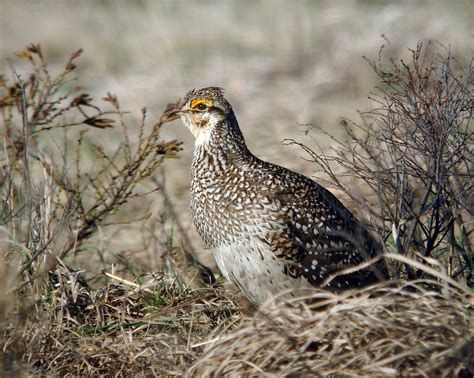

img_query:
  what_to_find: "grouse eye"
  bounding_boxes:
[195,103,207,111]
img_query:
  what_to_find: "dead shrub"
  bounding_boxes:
[0,43,183,373]
[289,41,473,284]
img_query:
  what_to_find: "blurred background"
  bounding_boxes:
[1,0,472,270]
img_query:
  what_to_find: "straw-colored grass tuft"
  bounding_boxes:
[21,270,240,376]
[188,280,473,377]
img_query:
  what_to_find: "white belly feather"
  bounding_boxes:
[214,238,313,303]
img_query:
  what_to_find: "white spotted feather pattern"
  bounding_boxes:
[173,87,388,303]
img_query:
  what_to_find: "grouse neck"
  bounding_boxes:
[194,114,253,168]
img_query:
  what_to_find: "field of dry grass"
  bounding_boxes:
[1,1,473,376]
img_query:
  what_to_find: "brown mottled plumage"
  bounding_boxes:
[165,87,387,303]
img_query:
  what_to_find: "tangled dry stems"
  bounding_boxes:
[189,279,473,377]
[22,272,239,376]
[5,264,472,376]
[290,41,473,284]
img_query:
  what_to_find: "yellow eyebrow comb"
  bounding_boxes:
[191,98,212,108]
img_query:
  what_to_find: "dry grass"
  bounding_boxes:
[189,277,473,377]
[4,267,471,376]
[18,272,239,376]
[2,257,472,376]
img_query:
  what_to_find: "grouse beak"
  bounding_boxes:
[161,99,186,123]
